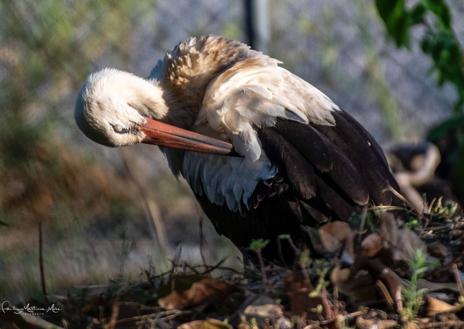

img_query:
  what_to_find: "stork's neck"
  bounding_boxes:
[155,36,257,129]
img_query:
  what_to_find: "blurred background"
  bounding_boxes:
[1,0,463,301]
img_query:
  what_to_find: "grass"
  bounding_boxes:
[401,249,435,322]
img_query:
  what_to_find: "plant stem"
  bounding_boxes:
[38,222,47,297]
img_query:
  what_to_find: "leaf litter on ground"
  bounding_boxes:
[2,202,464,328]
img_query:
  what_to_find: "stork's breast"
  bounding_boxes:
[181,152,277,213]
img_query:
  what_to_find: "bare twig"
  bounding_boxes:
[182,262,200,275]
[387,186,417,211]
[453,263,464,297]
[102,303,119,329]
[376,279,394,307]
[115,309,189,325]
[120,149,169,259]
[357,207,369,238]
[38,222,47,297]
[152,261,242,282]
[367,259,403,312]
[192,201,209,266]
[198,214,208,267]
[320,287,335,322]
[199,257,230,275]
[168,245,183,290]
[256,249,269,291]
[420,320,464,328]
[318,309,367,325]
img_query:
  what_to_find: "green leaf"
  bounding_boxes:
[427,113,464,141]
[409,4,426,25]
[375,0,411,47]
[278,234,291,240]
[420,0,451,28]
[248,239,269,252]
[376,0,464,113]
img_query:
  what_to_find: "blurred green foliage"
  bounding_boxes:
[0,0,152,225]
[0,0,156,298]
[375,0,464,113]
[354,0,403,140]
[375,0,464,200]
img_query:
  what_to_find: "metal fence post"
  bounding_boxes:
[243,0,270,52]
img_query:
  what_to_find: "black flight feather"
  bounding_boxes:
[314,110,398,204]
[258,126,359,219]
[257,128,317,200]
[274,119,370,205]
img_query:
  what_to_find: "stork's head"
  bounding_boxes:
[75,68,168,147]
[75,68,232,154]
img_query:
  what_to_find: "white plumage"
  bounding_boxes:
[182,152,277,212]
[197,57,339,161]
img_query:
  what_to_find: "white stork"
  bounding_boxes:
[75,36,399,261]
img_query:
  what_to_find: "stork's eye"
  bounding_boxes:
[111,123,138,134]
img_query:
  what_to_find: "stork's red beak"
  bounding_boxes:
[141,117,234,155]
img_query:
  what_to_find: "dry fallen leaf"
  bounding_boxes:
[319,221,353,254]
[404,321,419,329]
[361,233,382,257]
[114,301,157,319]
[243,303,283,319]
[238,316,261,329]
[284,270,334,319]
[318,221,355,266]
[426,296,456,316]
[364,259,403,311]
[427,241,449,259]
[330,266,379,303]
[284,270,315,316]
[178,319,232,329]
[356,317,397,329]
[330,265,351,285]
[242,303,291,328]
[379,213,426,262]
[159,277,236,310]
